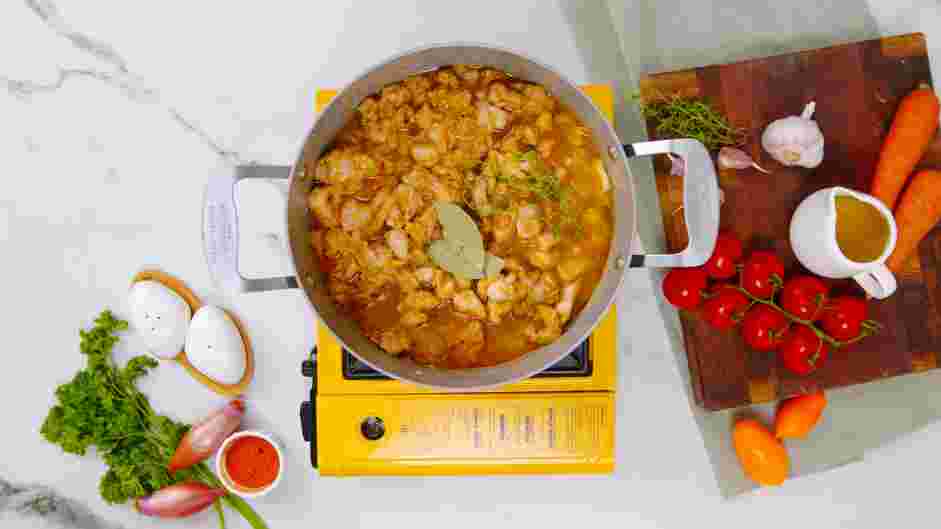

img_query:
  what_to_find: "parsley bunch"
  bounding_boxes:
[40,311,267,529]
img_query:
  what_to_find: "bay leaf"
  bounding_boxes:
[433,201,485,271]
[461,245,486,274]
[428,239,484,280]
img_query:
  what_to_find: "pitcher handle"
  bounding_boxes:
[854,265,897,299]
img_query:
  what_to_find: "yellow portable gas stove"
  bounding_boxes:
[299,86,618,476]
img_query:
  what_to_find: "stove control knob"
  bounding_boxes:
[360,416,385,441]
[301,360,315,378]
[300,401,313,442]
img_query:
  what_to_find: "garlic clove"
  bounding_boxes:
[717,147,770,173]
[185,306,246,385]
[761,101,824,169]
[129,280,191,360]
[668,153,686,176]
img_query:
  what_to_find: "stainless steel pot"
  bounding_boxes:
[203,43,719,389]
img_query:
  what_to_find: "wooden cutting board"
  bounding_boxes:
[639,33,941,411]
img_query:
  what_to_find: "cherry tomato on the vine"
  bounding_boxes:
[819,296,868,341]
[780,325,829,375]
[780,276,829,321]
[704,231,744,279]
[701,287,750,330]
[742,305,790,351]
[662,267,709,310]
[741,251,785,299]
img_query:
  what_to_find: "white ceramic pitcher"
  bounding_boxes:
[790,186,898,299]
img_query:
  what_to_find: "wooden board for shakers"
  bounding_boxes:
[639,33,941,411]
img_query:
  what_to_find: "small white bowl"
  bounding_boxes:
[216,431,283,498]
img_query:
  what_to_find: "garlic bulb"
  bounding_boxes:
[761,101,824,168]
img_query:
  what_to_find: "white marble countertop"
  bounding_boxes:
[3,1,941,528]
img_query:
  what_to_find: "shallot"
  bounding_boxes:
[168,400,244,474]
[717,147,770,173]
[135,482,225,518]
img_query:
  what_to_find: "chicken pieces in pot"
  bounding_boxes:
[306,65,613,368]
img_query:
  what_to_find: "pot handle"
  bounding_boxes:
[623,139,719,268]
[203,164,299,293]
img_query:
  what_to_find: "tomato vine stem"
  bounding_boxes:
[727,285,874,349]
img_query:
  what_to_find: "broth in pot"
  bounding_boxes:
[303,65,613,368]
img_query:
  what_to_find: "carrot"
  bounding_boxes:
[870,83,940,210]
[887,169,941,272]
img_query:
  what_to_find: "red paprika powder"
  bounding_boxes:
[224,435,280,489]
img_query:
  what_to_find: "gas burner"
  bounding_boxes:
[341,339,592,380]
